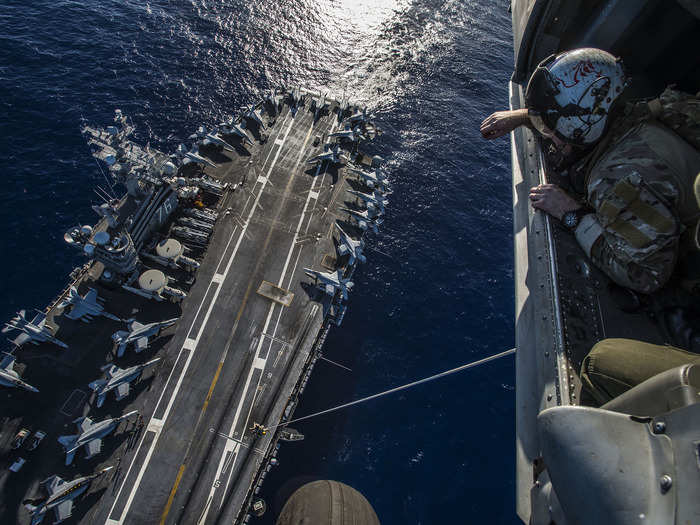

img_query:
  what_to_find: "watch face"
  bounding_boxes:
[564,212,578,228]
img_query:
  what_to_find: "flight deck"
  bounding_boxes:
[0,90,387,525]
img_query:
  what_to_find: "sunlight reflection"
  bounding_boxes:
[331,0,401,30]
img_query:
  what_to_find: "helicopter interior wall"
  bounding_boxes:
[510,0,700,408]
[519,0,700,97]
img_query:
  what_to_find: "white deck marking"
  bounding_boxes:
[104,112,296,525]
[211,274,224,284]
[183,338,197,351]
[200,119,338,522]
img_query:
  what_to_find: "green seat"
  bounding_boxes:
[581,338,700,405]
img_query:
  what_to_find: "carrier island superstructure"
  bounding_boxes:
[0,89,388,524]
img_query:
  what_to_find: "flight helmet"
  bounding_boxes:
[525,48,627,145]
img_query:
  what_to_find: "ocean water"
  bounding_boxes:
[1,1,516,523]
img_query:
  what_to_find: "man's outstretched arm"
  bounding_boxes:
[480,109,530,139]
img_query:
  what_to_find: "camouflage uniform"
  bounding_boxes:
[569,89,700,293]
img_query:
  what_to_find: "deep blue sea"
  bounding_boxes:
[1,1,516,523]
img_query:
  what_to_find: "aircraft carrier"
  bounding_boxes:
[0,88,388,524]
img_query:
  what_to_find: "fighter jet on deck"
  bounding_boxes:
[339,207,383,233]
[175,144,218,168]
[311,91,328,121]
[241,104,265,128]
[3,310,68,349]
[335,223,366,265]
[58,286,120,323]
[218,119,254,146]
[344,106,370,126]
[112,318,178,357]
[347,166,390,191]
[265,89,284,115]
[88,358,160,407]
[304,268,354,300]
[58,411,138,465]
[189,126,236,152]
[288,86,304,108]
[330,126,364,143]
[0,353,39,392]
[348,189,389,214]
[307,144,345,167]
[23,467,113,524]
[337,93,350,116]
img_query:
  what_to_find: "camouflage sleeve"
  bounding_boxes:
[580,123,683,294]
[589,233,678,294]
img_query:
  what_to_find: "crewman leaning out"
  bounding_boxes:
[481,47,700,294]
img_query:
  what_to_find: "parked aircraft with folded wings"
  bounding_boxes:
[265,89,284,115]
[241,104,264,128]
[337,93,350,116]
[189,125,236,152]
[288,85,305,108]
[58,286,120,323]
[0,353,39,392]
[344,106,369,126]
[112,318,178,357]
[335,222,366,265]
[218,119,254,146]
[88,358,160,407]
[330,126,364,143]
[307,144,344,167]
[58,411,138,465]
[303,268,354,300]
[24,467,112,524]
[3,310,68,349]
[348,189,389,214]
[347,166,390,191]
[311,91,328,121]
[174,144,218,168]
[339,207,383,233]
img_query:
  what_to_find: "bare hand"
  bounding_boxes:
[480,109,528,139]
[529,184,581,221]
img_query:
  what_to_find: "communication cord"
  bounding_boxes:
[265,347,516,431]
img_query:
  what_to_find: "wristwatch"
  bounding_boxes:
[562,207,592,231]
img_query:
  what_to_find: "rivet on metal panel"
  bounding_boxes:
[659,475,673,493]
[653,421,666,434]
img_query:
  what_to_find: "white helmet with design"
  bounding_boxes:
[525,48,627,145]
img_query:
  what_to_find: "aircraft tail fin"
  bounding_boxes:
[95,393,106,408]
[57,435,77,448]
[64,451,76,466]
[89,379,107,391]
